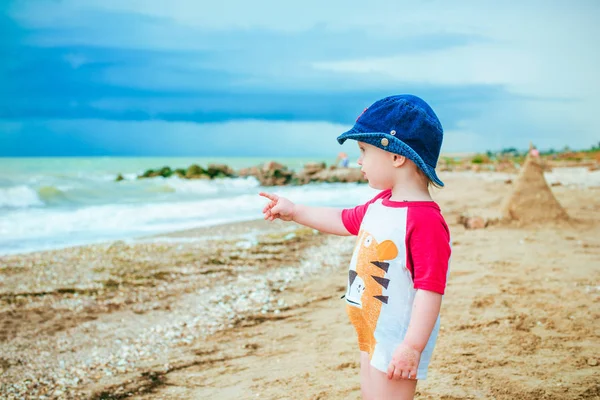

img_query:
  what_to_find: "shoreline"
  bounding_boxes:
[0,217,277,258]
[2,167,600,258]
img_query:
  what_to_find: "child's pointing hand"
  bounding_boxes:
[259,192,296,222]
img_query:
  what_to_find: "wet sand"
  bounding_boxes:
[1,172,599,399]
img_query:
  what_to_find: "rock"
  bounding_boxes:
[235,161,294,186]
[139,169,156,178]
[238,166,261,178]
[139,166,173,179]
[185,164,208,179]
[588,164,600,172]
[137,164,236,180]
[295,162,329,184]
[207,164,235,178]
[258,161,295,186]
[588,358,598,366]
[262,161,286,173]
[311,168,365,183]
[504,179,513,184]
[458,213,487,229]
[293,173,311,185]
[302,162,326,175]
[158,166,173,178]
[466,216,486,229]
[551,182,562,187]
[134,161,366,185]
[115,174,125,182]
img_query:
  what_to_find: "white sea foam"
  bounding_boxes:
[164,176,260,194]
[0,182,377,255]
[0,185,44,208]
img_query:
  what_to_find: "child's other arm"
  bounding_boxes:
[387,289,442,380]
[388,213,450,380]
[403,289,442,352]
[259,192,351,236]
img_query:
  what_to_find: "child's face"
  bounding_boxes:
[356,141,398,190]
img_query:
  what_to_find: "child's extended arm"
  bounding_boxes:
[259,192,351,236]
[387,289,442,380]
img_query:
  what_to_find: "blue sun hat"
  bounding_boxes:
[337,94,445,187]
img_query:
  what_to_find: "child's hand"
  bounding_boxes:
[259,192,296,222]
[387,342,421,380]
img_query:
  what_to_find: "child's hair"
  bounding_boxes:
[416,165,442,189]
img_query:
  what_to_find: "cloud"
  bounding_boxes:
[0,119,352,157]
[1,0,599,156]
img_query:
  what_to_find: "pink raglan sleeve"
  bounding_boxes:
[341,190,390,236]
[405,207,451,295]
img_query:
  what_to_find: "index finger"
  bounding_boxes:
[259,192,278,201]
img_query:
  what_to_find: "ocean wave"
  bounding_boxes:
[0,184,76,209]
[146,185,177,193]
[0,182,377,254]
[0,185,44,208]
[164,176,260,194]
[37,185,68,204]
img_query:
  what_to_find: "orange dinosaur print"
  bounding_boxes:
[346,229,398,357]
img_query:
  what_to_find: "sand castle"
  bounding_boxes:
[501,143,569,223]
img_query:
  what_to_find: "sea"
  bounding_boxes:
[0,157,378,256]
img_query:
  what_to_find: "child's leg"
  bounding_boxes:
[359,351,372,399]
[367,364,417,400]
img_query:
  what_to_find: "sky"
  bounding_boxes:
[0,0,599,157]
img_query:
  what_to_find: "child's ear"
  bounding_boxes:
[392,154,407,168]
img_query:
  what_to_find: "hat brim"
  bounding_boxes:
[337,128,444,187]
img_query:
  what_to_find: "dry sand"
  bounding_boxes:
[1,172,599,399]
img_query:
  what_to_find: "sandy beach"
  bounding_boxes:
[1,172,599,399]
